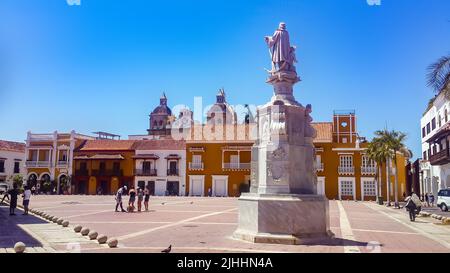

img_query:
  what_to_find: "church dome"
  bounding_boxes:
[151,92,172,115]
[151,105,172,115]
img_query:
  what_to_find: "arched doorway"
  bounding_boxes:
[59,175,69,195]
[28,173,38,188]
[40,174,51,194]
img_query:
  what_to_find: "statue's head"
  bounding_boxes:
[279,22,286,30]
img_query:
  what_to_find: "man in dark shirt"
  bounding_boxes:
[8,183,19,216]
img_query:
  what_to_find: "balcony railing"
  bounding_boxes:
[167,169,179,176]
[26,161,52,168]
[91,169,124,176]
[57,161,69,168]
[361,166,376,175]
[338,166,355,175]
[135,169,157,176]
[189,162,204,170]
[429,148,450,166]
[74,169,89,176]
[316,163,324,172]
[222,163,251,170]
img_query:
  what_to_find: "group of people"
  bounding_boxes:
[1,183,32,216]
[115,185,151,213]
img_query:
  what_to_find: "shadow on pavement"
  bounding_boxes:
[303,237,373,247]
[0,203,45,248]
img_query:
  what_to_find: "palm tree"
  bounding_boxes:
[367,137,393,205]
[427,54,450,96]
[375,130,408,208]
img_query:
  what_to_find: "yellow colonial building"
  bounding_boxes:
[25,131,94,194]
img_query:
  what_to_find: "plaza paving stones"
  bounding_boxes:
[2,196,449,253]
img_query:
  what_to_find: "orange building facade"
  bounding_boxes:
[314,111,407,201]
[72,140,136,195]
[186,124,255,197]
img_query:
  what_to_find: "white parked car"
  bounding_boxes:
[437,189,450,212]
[0,183,9,194]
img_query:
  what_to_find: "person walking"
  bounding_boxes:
[22,186,32,215]
[115,186,127,212]
[405,191,422,221]
[144,186,150,211]
[36,183,40,195]
[425,193,429,207]
[137,187,144,212]
[31,186,36,195]
[8,183,19,216]
[207,188,212,197]
[429,193,435,207]
[128,186,136,212]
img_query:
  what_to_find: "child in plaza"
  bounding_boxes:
[22,185,32,215]
[144,186,150,211]
[137,187,143,212]
[128,186,136,212]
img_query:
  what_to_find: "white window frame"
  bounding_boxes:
[338,177,356,200]
[188,175,205,197]
[360,178,377,200]
[211,175,229,197]
[340,155,353,168]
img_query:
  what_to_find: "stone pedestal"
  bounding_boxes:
[233,70,332,244]
[233,193,332,244]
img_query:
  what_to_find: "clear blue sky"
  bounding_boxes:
[1,0,449,159]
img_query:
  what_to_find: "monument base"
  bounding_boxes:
[233,193,333,245]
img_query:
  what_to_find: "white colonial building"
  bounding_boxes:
[420,91,450,198]
[0,140,26,188]
[133,139,186,196]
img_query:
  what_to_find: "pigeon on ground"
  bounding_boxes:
[190,201,194,204]
[161,245,172,253]
[161,202,165,205]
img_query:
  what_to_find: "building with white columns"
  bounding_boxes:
[25,130,94,194]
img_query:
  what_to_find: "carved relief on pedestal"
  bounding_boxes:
[266,146,288,183]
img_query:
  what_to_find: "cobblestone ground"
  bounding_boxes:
[1,196,449,253]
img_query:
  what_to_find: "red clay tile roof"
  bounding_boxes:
[312,122,333,143]
[0,140,26,152]
[133,139,186,150]
[77,140,137,151]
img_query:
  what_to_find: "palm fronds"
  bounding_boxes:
[427,55,450,94]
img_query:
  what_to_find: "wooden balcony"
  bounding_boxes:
[429,149,450,166]
[74,169,89,176]
[91,169,124,176]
